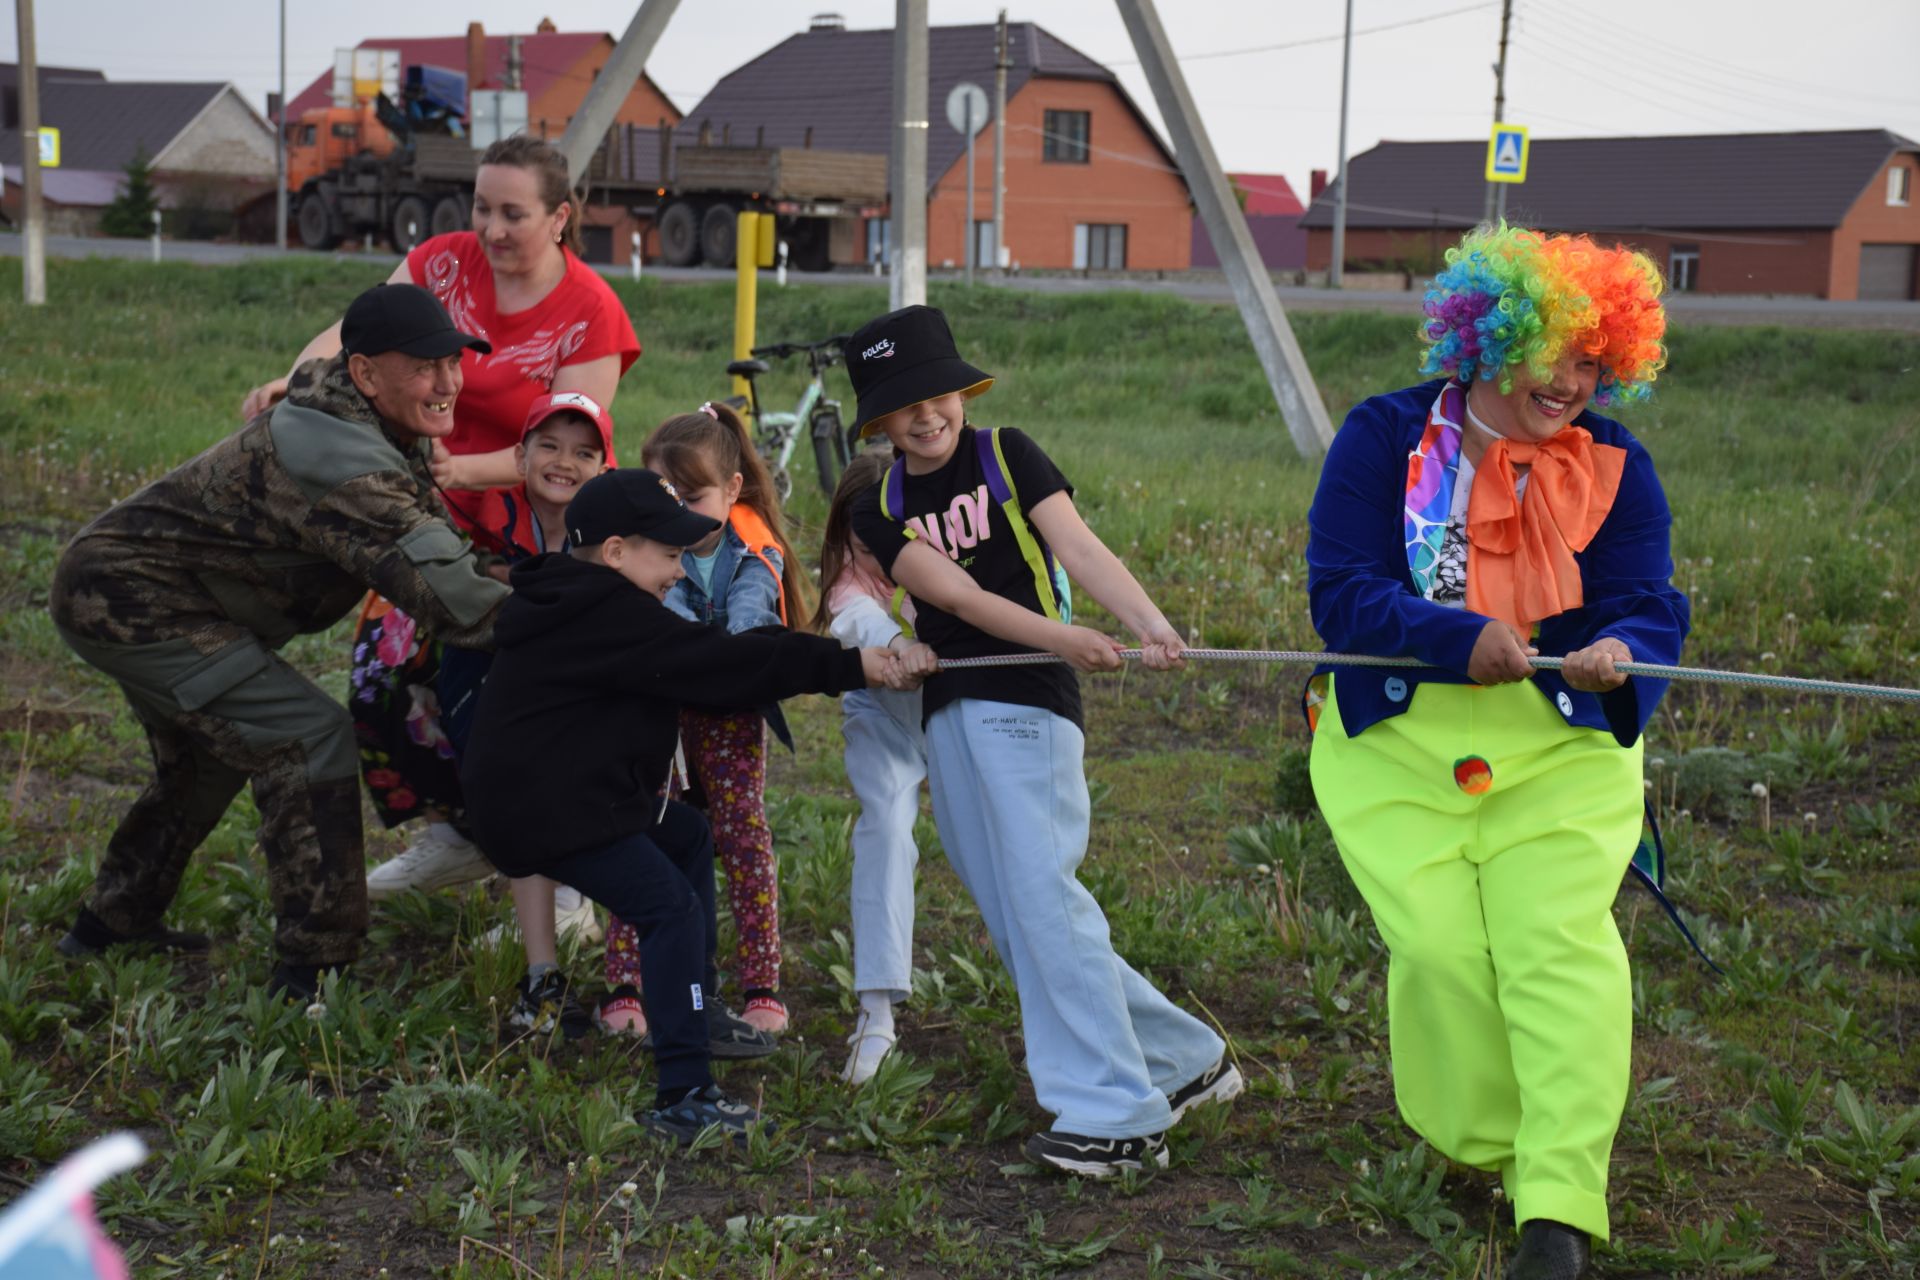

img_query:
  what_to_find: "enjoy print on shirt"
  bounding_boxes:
[905,484,994,560]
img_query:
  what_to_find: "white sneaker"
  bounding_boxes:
[554,887,603,945]
[365,825,495,901]
[840,1013,898,1086]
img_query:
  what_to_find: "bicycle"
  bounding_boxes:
[724,334,856,501]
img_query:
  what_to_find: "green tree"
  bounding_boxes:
[99,145,160,238]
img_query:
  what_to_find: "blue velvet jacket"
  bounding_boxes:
[1305,380,1691,747]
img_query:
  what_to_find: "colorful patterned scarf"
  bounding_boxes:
[1403,383,1466,598]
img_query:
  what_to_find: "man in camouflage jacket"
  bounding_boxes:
[48,283,507,998]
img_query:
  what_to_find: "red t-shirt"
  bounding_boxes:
[406,232,640,458]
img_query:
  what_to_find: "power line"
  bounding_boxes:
[1103,1,1498,67]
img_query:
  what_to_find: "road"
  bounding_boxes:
[5,232,1919,330]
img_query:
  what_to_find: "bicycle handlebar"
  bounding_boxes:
[749,334,851,362]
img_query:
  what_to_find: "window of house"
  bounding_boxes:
[1669,245,1700,293]
[1073,223,1127,270]
[1043,110,1090,163]
[1890,166,1913,207]
[972,219,997,267]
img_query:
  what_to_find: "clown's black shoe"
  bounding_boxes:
[1506,1219,1591,1280]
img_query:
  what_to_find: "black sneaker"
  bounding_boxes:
[706,999,778,1059]
[640,1084,774,1146]
[1167,1056,1245,1124]
[508,971,592,1041]
[1024,1129,1169,1179]
[1506,1220,1591,1280]
[57,907,210,958]
[268,961,340,1004]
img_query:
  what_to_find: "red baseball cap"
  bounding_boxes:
[522,391,618,466]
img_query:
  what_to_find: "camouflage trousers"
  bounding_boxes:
[57,626,370,966]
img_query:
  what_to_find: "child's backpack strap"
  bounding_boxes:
[879,457,913,531]
[1626,801,1722,975]
[726,503,789,626]
[975,428,1072,624]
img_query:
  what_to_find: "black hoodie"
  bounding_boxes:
[462,552,867,872]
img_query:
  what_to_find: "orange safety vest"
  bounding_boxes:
[727,503,789,625]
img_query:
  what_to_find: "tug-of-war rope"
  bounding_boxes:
[935,649,1920,705]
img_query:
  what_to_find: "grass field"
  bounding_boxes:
[0,257,1917,1278]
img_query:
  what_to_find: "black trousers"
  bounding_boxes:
[537,801,718,1094]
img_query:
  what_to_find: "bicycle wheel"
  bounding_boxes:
[810,405,849,496]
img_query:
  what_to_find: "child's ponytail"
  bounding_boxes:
[642,403,817,621]
[809,449,894,633]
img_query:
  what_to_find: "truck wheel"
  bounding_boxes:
[658,201,701,267]
[700,203,739,269]
[297,190,338,251]
[430,194,470,237]
[391,197,431,251]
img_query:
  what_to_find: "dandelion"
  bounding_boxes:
[617,1181,639,1199]
[304,1001,327,1021]
[1803,812,1818,824]
[1760,651,1776,662]
[1701,556,1714,567]
[1751,783,1769,798]
[1648,757,1667,770]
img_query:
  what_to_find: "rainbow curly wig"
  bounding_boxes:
[1419,224,1668,406]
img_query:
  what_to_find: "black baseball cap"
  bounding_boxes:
[565,469,720,548]
[846,305,993,436]
[340,283,492,359]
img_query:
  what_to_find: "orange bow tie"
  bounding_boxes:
[1465,427,1626,634]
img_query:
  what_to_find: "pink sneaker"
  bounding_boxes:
[741,995,789,1035]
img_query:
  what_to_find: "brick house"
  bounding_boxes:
[676,18,1192,271]
[1297,129,1920,300]
[0,65,277,237]
[285,20,682,261]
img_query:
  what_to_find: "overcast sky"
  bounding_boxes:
[9,1,1919,199]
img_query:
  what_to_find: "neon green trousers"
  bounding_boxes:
[1309,677,1642,1241]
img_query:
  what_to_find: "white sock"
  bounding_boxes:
[857,990,895,1039]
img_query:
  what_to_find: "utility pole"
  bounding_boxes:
[888,0,928,308]
[557,0,683,179]
[1112,0,1332,457]
[16,0,45,304]
[274,0,287,250]
[992,10,1008,274]
[1483,0,1512,225]
[1329,0,1352,288]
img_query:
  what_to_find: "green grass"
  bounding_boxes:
[0,257,1917,1277]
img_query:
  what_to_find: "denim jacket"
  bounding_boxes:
[664,521,795,748]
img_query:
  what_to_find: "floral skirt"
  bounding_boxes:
[349,593,463,829]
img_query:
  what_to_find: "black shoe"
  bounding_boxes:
[57,907,210,958]
[268,961,328,1003]
[1506,1220,1591,1280]
[1167,1056,1245,1124]
[706,1000,778,1059]
[640,1084,773,1146]
[508,971,592,1042]
[1024,1129,1168,1179]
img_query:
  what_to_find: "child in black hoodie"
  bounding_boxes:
[462,468,908,1142]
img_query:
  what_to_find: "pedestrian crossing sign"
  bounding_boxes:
[36,127,60,169]
[1486,124,1528,183]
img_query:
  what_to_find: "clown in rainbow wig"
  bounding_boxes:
[1303,225,1687,1280]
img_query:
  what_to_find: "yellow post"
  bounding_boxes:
[732,209,760,401]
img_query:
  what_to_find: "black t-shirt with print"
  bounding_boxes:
[851,426,1082,728]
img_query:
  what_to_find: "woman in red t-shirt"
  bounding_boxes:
[242,134,639,500]
[242,136,639,945]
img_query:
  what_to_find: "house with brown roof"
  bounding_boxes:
[1297,129,1920,300]
[0,65,276,237]
[1192,172,1306,271]
[677,17,1192,271]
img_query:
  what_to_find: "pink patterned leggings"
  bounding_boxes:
[604,708,781,994]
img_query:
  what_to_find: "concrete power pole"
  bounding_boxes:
[1483,0,1512,225]
[992,10,1008,274]
[1329,0,1352,289]
[275,0,287,250]
[557,0,683,179]
[16,0,46,304]
[1112,0,1332,457]
[889,0,929,309]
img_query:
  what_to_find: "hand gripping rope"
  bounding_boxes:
[934,649,1920,704]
